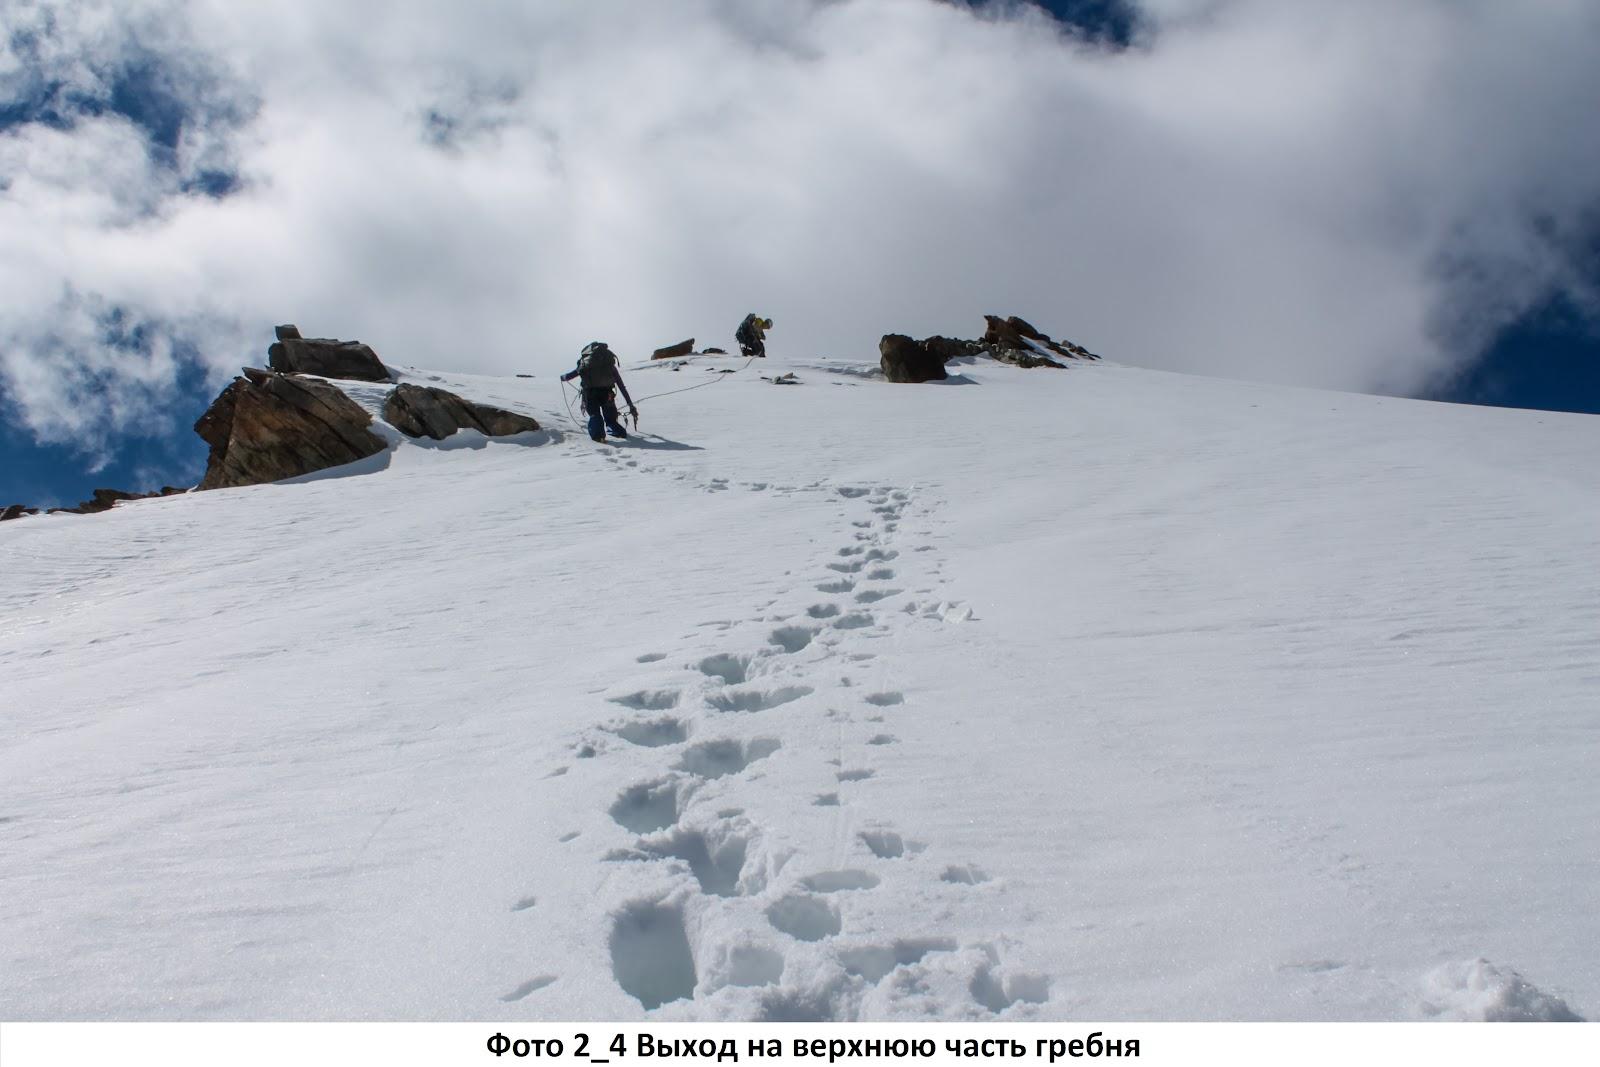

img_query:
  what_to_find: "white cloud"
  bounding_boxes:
[2,0,1598,451]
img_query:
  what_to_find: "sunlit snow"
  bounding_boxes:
[2,352,1594,1021]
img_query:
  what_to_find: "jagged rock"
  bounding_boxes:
[2,504,39,521]
[382,383,541,441]
[195,367,387,490]
[651,339,695,360]
[981,315,1099,365]
[267,324,390,382]
[44,487,186,516]
[703,347,727,355]
[880,334,948,383]
[923,336,987,363]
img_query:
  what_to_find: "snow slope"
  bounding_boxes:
[2,350,1596,1022]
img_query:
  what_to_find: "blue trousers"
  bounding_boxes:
[583,387,626,439]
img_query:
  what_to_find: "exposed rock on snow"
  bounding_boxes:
[1420,959,1584,1021]
[880,316,1098,382]
[879,334,949,383]
[194,367,387,490]
[982,315,1099,365]
[652,339,695,360]
[48,487,187,515]
[382,383,541,441]
[7,487,184,522]
[267,323,391,382]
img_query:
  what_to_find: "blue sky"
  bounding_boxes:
[3,0,1598,508]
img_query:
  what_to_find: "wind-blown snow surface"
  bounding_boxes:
[2,353,1596,1022]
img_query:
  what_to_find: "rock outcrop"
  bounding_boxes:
[2,504,39,521]
[651,339,695,361]
[382,383,541,441]
[982,315,1099,365]
[48,487,186,515]
[879,334,949,383]
[881,315,1101,382]
[267,324,391,382]
[194,367,387,490]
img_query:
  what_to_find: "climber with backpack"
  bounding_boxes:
[561,342,638,442]
[736,313,772,358]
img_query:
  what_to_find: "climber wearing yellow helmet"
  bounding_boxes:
[736,313,773,358]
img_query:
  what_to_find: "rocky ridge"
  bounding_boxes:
[9,314,1094,520]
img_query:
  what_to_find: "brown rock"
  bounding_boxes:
[267,329,390,381]
[194,368,388,490]
[382,383,541,441]
[2,504,39,521]
[923,336,986,363]
[879,334,948,383]
[981,314,1099,364]
[651,339,695,360]
[44,486,187,516]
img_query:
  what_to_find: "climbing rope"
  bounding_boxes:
[557,354,758,435]
[629,353,757,403]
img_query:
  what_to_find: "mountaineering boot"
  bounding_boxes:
[590,431,605,443]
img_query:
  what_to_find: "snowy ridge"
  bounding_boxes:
[2,353,1596,1020]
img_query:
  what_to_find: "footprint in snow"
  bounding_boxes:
[767,894,842,941]
[706,686,813,713]
[859,829,924,859]
[698,652,756,685]
[801,870,880,892]
[839,939,956,983]
[864,691,903,706]
[609,689,680,711]
[817,578,855,594]
[610,900,697,1010]
[769,626,817,653]
[833,612,875,630]
[501,976,557,1002]
[673,738,780,779]
[807,604,841,619]
[638,827,755,897]
[854,588,901,604]
[609,779,689,834]
[940,865,990,885]
[511,896,537,912]
[971,958,1050,1014]
[610,717,689,747]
